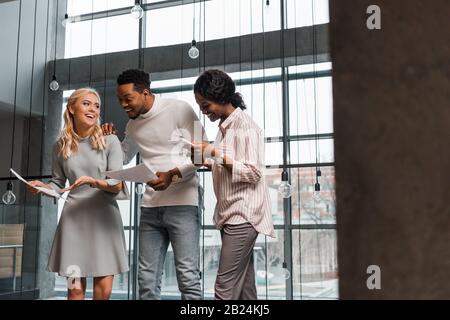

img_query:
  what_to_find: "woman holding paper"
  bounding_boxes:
[27,88,128,300]
[192,70,275,300]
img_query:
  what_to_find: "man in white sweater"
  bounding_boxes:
[104,69,205,300]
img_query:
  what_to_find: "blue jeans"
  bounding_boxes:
[138,205,202,300]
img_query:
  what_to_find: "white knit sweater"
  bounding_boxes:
[122,95,205,207]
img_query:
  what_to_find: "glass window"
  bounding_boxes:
[145,0,281,48]
[289,76,334,136]
[228,68,282,80]
[145,3,192,48]
[202,0,281,42]
[259,230,287,299]
[265,142,283,166]
[286,0,330,29]
[65,0,329,56]
[290,167,336,225]
[264,168,285,225]
[65,14,139,58]
[240,81,283,138]
[198,229,288,300]
[293,229,338,299]
[199,171,216,226]
[290,138,335,164]
[67,0,134,16]
[144,0,172,3]
[199,229,222,299]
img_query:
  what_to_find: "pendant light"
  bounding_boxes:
[130,0,144,20]
[282,261,291,280]
[135,11,145,196]
[49,75,59,91]
[188,0,199,59]
[188,40,200,59]
[49,0,60,91]
[2,181,16,206]
[37,0,51,197]
[3,0,23,205]
[279,0,293,285]
[135,183,145,195]
[278,171,294,199]
[312,0,321,202]
[277,0,292,199]
[61,12,69,28]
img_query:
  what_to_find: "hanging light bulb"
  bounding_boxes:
[313,166,321,202]
[315,181,321,191]
[61,13,69,28]
[135,183,145,195]
[278,181,293,198]
[313,180,321,203]
[49,75,59,91]
[188,40,200,59]
[49,1,59,92]
[130,1,144,20]
[278,171,293,198]
[281,262,291,280]
[312,190,321,203]
[2,182,16,205]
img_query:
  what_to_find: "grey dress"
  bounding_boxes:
[47,135,129,277]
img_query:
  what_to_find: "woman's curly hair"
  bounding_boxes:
[194,69,246,110]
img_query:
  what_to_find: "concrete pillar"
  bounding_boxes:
[330,0,450,298]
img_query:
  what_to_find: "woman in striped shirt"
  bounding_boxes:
[193,69,275,300]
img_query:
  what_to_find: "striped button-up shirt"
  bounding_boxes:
[212,108,275,238]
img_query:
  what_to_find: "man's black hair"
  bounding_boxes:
[117,69,151,93]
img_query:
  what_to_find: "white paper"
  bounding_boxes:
[103,163,157,183]
[10,168,68,201]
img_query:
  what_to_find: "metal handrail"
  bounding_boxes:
[0,244,23,249]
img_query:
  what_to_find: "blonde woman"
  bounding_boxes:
[27,88,128,300]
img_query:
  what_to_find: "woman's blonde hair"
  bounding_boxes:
[58,88,106,159]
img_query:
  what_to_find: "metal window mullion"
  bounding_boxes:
[131,155,141,300]
[150,70,332,95]
[72,0,213,23]
[280,0,293,301]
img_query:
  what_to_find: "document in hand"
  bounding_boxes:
[103,163,157,183]
[10,168,68,201]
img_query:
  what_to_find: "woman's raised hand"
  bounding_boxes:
[61,176,98,192]
[27,180,49,195]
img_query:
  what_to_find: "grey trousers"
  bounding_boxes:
[138,206,202,300]
[215,223,259,300]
